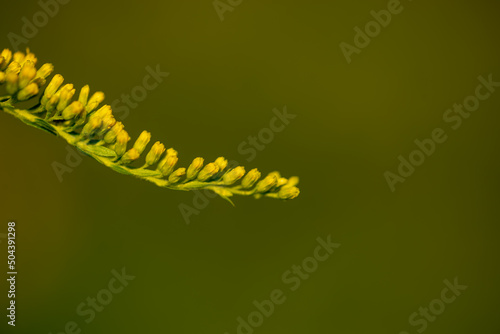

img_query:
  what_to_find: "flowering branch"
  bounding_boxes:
[0,48,300,204]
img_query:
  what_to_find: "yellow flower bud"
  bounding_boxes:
[104,122,124,144]
[166,148,177,155]
[267,171,281,179]
[41,74,64,105]
[57,84,75,112]
[45,92,60,115]
[6,61,21,74]
[17,82,39,101]
[277,177,288,187]
[120,148,140,164]
[97,114,116,138]
[28,63,51,88]
[5,72,18,95]
[265,171,285,186]
[284,176,299,187]
[0,49,12,70]
[91,105,112,122]
[255,174,278,193]
[35,63,54,80]
[62,101,84,120]
[222,166,246,185]
[132,131,151,155]
[13,52,24,64]
[23,49,37,65]
[278,186,300,200]
[78,85,90,106]
[98,104,112,116]
[145,141,165,166]
[81,117,102,137]
[114,129,130,156]
[18,61,37,89]
[157,148,178,176]
[186,157,204,180]
[241,168,261,188]
[30,76,46,88]
[197,162,219,182]
[168,168,186,184]
[214,157,228,171]
[86,91,105,114]
[0,71,5,84]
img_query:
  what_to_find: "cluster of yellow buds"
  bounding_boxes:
[0,48,53,102]
[0,48,300,202]
[40,74,106,125]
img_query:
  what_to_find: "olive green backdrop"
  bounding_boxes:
[1,0,499,333]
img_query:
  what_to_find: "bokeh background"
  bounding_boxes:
[1,0,499,333]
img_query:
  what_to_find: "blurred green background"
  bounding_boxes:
[1,0,499,333]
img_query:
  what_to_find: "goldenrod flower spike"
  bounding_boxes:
[0,48,300,203]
